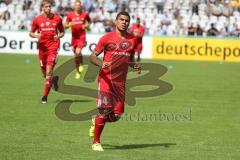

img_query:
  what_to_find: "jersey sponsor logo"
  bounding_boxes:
[112,51,130,57]
[40,23,44,27]
[42,27,55,31]
[73,21,84,24]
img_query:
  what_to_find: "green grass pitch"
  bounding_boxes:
[0,53,239,160]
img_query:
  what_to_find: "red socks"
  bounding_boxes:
[75,55,83,68]
[43,76,53,97]
[93,113,120,144]
[93,114,106,144]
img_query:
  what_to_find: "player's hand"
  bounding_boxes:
[133,63,141,74]
[68,22,74,27]
[36,33,42,40]
[102,61,112,69]
[53,35,59,41]
[82,22,90,30]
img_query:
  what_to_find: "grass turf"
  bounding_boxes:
[0,53,239,160]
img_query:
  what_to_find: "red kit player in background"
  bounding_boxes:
[29,0,65,104]
[65,0,91,79]
[89,11,141,151]
[130,17,145,62]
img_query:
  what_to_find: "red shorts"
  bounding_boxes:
[135,42,142,54]
[38,47,58,69]
[72,36,86,52]
[97,78,125,115]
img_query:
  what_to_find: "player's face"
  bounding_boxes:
[115,15,130,32]
[75,2,81,12]
[137,19,140,25]
[42,3,51,15]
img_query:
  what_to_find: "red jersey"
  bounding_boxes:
[31,13,64,45]
[130,24,145,43]
[95,31,137,83]
[66,11,91,39]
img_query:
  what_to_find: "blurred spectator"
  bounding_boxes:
[154,0,165,14]
[196,24,204,36]
[3,0,12,5]
[209,0,223,16]
[83,0,99,12]
[207,23,219,36]
[160,11,171,25]
[62,2,73,17]
[18,20,26,30]
[191,0,199,15]
[0,0,240,37]
[23,0,33,11]
[188,23,196,36]
[104,19,114,32]
[157,24,167,35]
[0,9,10,21]
[56,2,64,17]
[222,1,233,17]
[106,0,118,13]
[25,6,37,21]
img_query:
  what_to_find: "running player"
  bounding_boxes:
[29,0,65,103]
[130,17,145,62]
[89,11,141,151]
[65,0,91,79]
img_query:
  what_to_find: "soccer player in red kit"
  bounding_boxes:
[29,0,65,104]
[89,12,141,151]
[130,17,145,62]
[65,0,91,79]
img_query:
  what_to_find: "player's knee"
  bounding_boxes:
[75,48,82,55]
[99,108,112,115]
[109,113,121,122]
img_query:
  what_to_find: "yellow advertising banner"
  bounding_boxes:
[152,37,240,62]
[231,0,240,7]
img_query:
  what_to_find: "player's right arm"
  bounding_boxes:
[90,51,112,69]
[90,35,111,69]
[29,18,41,39]
[64,14,73,29]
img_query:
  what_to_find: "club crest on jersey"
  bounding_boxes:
[46,22,50,26]
[120,40,132,50]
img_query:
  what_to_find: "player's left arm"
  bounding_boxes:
[90,35,111,69]
[129,54,141,74]
[129,39,141,73]
[140,26,145,37]
[54,18,65,41]
[83,13,91,30]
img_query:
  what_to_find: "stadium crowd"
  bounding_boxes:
[0,0,240,37]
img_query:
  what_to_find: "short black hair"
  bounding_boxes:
[116,11,130,20]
